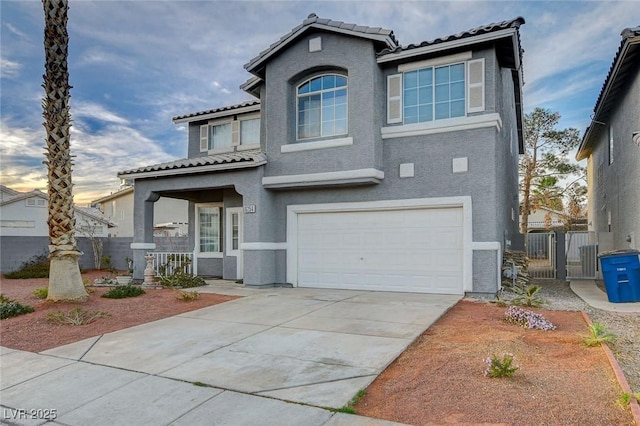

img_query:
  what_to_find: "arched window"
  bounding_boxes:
[297,74,347,140]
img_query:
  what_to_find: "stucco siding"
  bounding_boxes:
[588,64,640,250]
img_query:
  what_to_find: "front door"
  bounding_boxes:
[226,208,243,280]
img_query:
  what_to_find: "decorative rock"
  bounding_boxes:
[502,250,530,289]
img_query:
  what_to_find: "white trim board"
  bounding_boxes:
[381,113,502,139]
[241,242,288,250]
[262,168,384,189]
[281,137,353,153]
[286,196,473,293]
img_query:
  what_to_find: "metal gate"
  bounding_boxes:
[526,232,556,279]
[566,231,597,279]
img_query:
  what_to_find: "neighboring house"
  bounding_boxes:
[91,184,189,238]
[119,14,525,295]
[522,206,587,231]
[0,187,114,238]
[576,26,640,252]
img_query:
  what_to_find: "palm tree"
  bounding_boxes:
[43,0,87,301]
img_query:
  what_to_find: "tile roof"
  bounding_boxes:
[577,25,640,160]
[378,16,525,57]
[118,150,267,179]
[244,13,398,75]
[172,100,260,123]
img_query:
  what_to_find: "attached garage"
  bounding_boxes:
[288,200,468,294]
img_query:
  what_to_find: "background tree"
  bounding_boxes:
[520,108,583,236]
[43,0,87,301]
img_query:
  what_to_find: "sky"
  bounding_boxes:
[1,1,639,205]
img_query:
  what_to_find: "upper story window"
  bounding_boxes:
[387,53,485,126]
[26,198,46,207]
[608,126,613,165]
[297,74,347,140]
[200,117,261,153]
[403,63,465,123]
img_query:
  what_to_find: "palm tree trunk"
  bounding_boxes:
[43,0,87,301]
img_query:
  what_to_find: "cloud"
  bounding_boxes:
[72,101,130,125]
[0,57,22,78]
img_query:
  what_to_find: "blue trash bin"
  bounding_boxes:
[598,250,640,303]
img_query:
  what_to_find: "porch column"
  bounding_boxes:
[131,191,159,281]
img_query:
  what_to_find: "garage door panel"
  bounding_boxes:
[297,207,463,294]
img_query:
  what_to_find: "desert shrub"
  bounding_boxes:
[511,284,546,307]
[101,285,145,299]
[32,287,48,299]
[484,353,519,378]
[4,254,50,279]
[504,306,556,330]
[161,274,206,288]
[175,290,200,301]
[158,255,206,288]
[0,294,35,319]
[583,322,616,347]
[46,307,109,326]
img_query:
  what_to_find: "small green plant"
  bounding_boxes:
[32,287,48,299]
[176,290,200,301]
[101,285,145,299]
[0,294,35,319]
[511,284,545,307]
[484,353,519,378]
[335,389,366,414]
[47,307,109,326]
[617,392,632,407]
[491,291,508,307]
[4,254,50,279]
[192,381,207,387]
[583,322,616,347]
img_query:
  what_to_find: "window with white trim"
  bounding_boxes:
[387,57,485,125]
[297,74,347,140]
[26,198,46,207]
[196,205,221,254]
[608,126,613,165]
[199,117,260,152]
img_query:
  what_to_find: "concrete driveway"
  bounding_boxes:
[1,285,460,426]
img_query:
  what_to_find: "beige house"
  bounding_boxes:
[91,185,188,238]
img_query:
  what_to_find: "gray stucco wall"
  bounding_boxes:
[263,32,380,177]
[587,62,640,251]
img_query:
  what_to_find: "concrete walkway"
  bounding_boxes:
[1,285,460,426]
[570,280,640,313]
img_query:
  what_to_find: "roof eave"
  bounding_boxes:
[377,27,518,64]
[576,31,640,161]
[117,158,267,180]
[172,103,261,125]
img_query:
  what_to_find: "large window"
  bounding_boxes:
[297,74,347,140]
[403,63,465,124]
[197,205,221,254]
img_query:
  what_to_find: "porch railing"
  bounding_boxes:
[150,252,194,276]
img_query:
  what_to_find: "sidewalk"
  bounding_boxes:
[570,280,640,313]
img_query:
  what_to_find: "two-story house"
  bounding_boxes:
[576,26,640,253]
[120,14,525,295]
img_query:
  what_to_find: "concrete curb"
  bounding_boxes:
[581,311,640,425]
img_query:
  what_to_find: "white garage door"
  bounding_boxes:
[297,207,463,294]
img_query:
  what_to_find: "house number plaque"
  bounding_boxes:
[243,205,256,214]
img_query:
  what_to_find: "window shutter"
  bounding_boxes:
[467,59,485,113]
[200,125,209,152]
[231,121,240,146]
[387,74,403,124]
